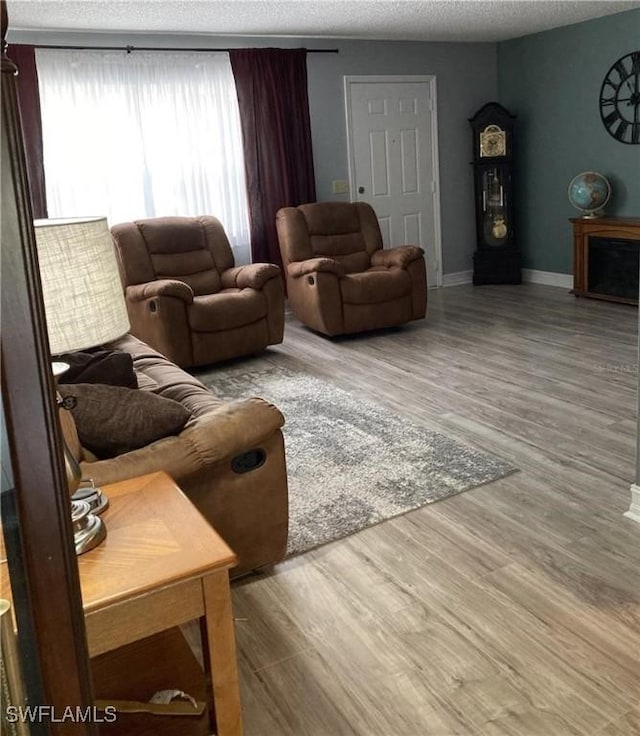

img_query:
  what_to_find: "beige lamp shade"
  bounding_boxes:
[34,217,130,355]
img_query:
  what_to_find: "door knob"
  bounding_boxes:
[358,186,365,194]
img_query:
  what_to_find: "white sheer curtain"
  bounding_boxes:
[36,49,251,252]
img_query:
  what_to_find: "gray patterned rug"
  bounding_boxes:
[197,357,516,557]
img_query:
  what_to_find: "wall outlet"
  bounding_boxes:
[332,179,350,195]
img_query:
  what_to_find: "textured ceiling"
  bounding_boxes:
[7,0,640,42]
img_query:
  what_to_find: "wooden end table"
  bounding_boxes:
[0,472,243,735]
[83,471,243,735]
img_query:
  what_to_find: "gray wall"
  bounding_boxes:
[305,39,497,274]
[9,30,497,275]
[498,10,640,273]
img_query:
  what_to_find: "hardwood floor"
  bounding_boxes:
[231,284,640,736]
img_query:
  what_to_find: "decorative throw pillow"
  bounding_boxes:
[57,349,138,389]
[58,384,190,459]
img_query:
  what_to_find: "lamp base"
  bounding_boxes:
[72,500,106,555]
[72,482,109,514]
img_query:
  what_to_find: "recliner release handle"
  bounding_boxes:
[231,449,266,474]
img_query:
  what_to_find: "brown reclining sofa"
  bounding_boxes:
[61,334,289,577]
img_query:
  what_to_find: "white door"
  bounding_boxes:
[345,76,442,286]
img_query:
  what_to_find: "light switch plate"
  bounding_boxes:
[332,179,350,195]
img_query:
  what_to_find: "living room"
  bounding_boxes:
[1,1,640,735]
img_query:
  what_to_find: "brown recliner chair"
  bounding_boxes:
[276,202,427,336]
[111,216,285,367]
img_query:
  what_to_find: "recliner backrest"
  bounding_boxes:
[111,216,235,296]
[279,202,383,274]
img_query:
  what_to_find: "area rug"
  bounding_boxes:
[196,358,516,557]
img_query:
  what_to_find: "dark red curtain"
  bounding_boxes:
[230,48,316,267]
[10,44,47,218]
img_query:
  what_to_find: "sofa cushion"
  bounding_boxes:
[57,349,138,388]
[188,289,267,332]
[108,334,225,421]
[311,246,370,275]
[340,267,412,305]
[58,383,190,459]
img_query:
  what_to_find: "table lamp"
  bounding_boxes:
[33,217,130,554]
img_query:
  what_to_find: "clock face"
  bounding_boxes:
[599,51,640,144]
[480,125,506,157]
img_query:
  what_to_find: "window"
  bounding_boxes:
[36,49,250,252]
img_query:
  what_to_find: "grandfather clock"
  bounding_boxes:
[469,102,521,285]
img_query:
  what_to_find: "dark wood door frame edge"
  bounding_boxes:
[1,3,97,733]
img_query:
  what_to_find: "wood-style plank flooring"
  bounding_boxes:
[231,284,640,736]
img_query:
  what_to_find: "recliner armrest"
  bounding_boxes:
[370,246,424,269]
[126,280,194,304]
[221,263,281,290]
[79,397,284,485]
[182,398,284,464]
[287,258,345,278]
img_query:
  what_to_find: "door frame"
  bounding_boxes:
[344,74,443,287]
[2,4,98,730]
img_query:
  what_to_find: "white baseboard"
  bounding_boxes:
[522,269,573,289]
[624,483,640,523]
[442,270,473,287]
[442,269,572,289]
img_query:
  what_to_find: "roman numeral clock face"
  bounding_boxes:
[600,51,640,144]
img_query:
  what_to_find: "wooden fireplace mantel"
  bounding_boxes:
[571,215,640,305]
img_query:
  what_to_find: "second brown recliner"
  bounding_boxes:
[111,216,285,368]
[276,202,427,336]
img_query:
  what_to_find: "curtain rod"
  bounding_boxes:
[31,44,339,54]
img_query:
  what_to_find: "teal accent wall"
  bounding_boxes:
[498,10,640,274]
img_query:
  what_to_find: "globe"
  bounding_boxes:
[568,171,611,218]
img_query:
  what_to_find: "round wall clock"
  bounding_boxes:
[599,51,640,144]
